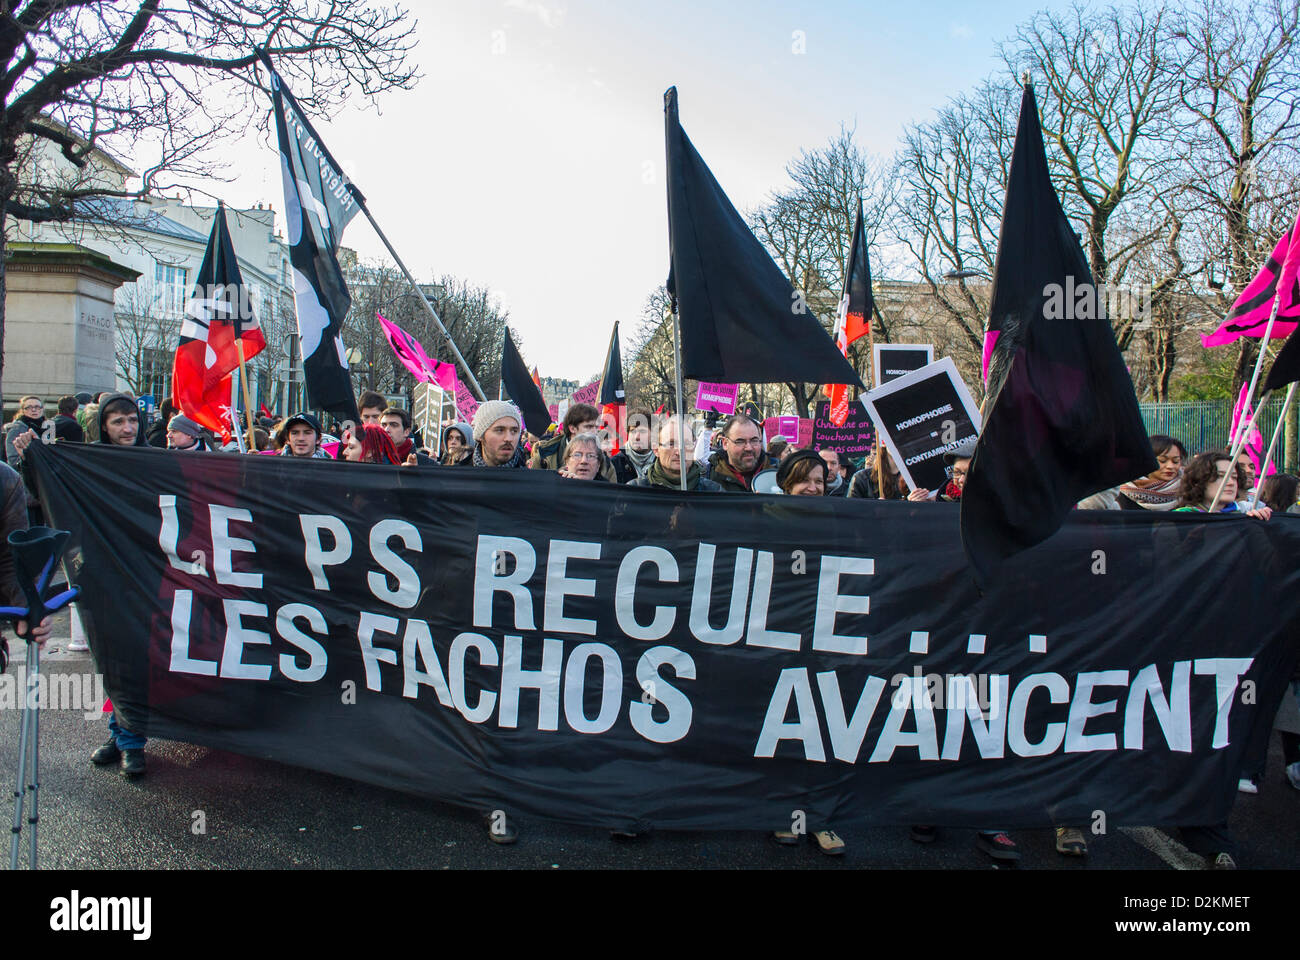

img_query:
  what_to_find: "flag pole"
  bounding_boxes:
[235,341,258,451]
[355,205,487,402]
[1250,380,1297,510]
[670,300,687,492]
[1210,294,1285,508]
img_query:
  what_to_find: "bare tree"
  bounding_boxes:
[0,0,418,397]
[1170,0,1300,386]
[750,127,897,415]
[113,279,172,396]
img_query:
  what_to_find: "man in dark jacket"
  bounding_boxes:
[609,410,656,484]
[702,414,764,493]
[380,407,436,466]
[0,462,52,672]
[90,393,148,776]
[54,396,85,443]
[631,416,723,492]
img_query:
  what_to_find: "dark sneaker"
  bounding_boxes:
[120,749,146,778]
[975,831,1021,862]
[911,825,938,844]
[90,739,121,766]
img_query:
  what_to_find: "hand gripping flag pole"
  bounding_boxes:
[3,527,79,870]
[1251,381,1298,510]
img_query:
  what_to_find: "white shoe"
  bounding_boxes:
[1286,762,1300,791]
[66,640,89,652]
[1237,778,1258,795]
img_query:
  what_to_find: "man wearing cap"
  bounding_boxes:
[471,401,528,468]
[278,413,332,459]
[938,439,977,502]
[166,414,213,452]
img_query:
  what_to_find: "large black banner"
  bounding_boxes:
[31,443,1300,832]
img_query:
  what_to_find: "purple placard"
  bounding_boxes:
[571,379,600,406]
[762,416,799,444]
[695,382,739,415]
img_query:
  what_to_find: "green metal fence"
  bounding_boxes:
[1138,399,1287,457]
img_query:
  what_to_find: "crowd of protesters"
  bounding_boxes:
[2,389,1297,867]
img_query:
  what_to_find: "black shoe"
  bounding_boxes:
[483,811,517,845]
[120,749,146,778]
[911,825,938,844]
[90,739,121,766]
[975,831,1020,863]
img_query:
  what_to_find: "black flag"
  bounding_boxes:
[1264,325,1300,393]
[961,83,1156,582]
[598,322,625,406]
[261,51,361,424]
[664,87,862,387]
[501,329,553,437]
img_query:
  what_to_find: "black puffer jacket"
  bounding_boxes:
[0,462,29,608]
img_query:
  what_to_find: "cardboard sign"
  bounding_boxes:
[874,343,934,386]
[863,356,981,494]
[796,418,814,449]
[763,416,800,444]
[695,382,739,415]
[811,400,876,461]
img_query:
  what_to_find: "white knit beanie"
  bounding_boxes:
[472,400,520,440]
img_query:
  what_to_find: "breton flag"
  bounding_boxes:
[826,200,873,425]
[260,50,362,423]
[501,328,553,438]
[961,83,1155,583]
[1203,207,1300,348]
[664,87,862,388]
[171,204,266,438]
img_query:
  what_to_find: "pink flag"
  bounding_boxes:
[1203,209,1300,347]
[377,314,459,392]
[1230,382,1276,481]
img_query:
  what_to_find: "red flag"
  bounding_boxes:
[825,201,873,426]
[172,206,266,434]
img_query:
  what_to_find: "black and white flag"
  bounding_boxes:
[260,51,362,423]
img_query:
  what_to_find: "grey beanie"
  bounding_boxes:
[168,413,204,439]
[444,421,473,447]
[472,401,520,441]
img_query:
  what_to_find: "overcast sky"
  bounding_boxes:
[216,0,1055,382]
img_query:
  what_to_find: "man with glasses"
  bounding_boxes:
[631,416,722,492]
[702,414,765,493]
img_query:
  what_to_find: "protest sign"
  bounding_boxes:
[812,401,875,461]
[864,357,981,494]
[796,418,814,449]
[874,344,934,386]
[31,442,1300,832]
[763,416,800,444]
[572,380,600,406]
[695,382,739,416]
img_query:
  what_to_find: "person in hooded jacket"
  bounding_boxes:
[441,422,474,466]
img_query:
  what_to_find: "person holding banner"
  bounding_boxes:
[702,415,765,493]
[557,433,606,482]
[530,404,616,482]
[608,411,655,484]
[380,408,435,466]
[630,417,722,492]
[341,424,403,465]
[276,413,332,460]
[775,449,828,497]
[1174,453,1272,519]
[1078,436,1187,512]
[472,402,529,469]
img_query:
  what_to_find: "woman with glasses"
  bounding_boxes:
[558,432,606,481]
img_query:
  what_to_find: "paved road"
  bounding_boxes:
[3,615,1296,870]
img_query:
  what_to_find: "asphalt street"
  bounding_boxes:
[2,611,1296,871]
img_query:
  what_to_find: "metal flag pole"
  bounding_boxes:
[9,639,36,870]
[355,205,487,402]
[670,300,687,492]
[1251,380,1298,510]
[1211,295,1285,507]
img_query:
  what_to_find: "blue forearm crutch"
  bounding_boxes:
[5,527,80,871]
